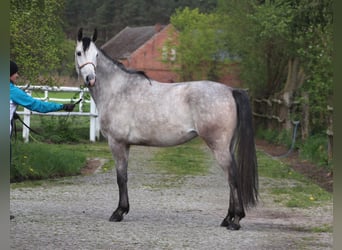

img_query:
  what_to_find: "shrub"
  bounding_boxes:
[256,128,293,148]
[10,142,87,182]
[299,134,331,168]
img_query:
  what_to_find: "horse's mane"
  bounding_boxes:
[99,48,151,84]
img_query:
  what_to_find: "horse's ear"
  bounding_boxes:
[92,28,98,42]
[78,28,83,41]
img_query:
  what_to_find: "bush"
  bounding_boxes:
[38,116,88,143]
[10,142,87,182]
[299,134,331,168]
[256,128,293,148]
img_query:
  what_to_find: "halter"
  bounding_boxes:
[78,62,96,71]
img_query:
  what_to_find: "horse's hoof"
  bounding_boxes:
[226,223,241,230]
[220,219,229,227]
[109,207,129,222]
[109,213,123,222]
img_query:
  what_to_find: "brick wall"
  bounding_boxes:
[122,24,179,83]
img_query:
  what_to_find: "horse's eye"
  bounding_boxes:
[77,51,82,56]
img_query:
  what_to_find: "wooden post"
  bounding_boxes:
[327,105,333,161]
[301,92,309,140]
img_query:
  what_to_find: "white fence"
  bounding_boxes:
[16,85,100,142]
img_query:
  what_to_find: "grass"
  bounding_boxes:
[257,151,332,208]
[151,138,209,176]
[309,224,333,233]
[11,142,87,182]
[10,141,115,183]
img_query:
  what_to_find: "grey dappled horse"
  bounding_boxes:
[75,28,258,230]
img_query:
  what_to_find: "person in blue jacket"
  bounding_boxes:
[10,60,76,220]
[10,60,75,134]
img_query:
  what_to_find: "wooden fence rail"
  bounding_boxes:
[252,97,333,161]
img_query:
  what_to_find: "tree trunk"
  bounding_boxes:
[279,58,305,131]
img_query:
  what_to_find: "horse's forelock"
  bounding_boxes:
[82,37,92,52]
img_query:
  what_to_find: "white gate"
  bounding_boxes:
[15,85,100,142]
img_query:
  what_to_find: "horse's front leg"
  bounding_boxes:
[108,140,130,222]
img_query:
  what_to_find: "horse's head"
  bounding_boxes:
[75,28,98,87]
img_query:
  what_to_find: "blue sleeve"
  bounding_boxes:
[10,84,64,113]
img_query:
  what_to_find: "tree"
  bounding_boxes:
[62,0,218,45]
[10,0,67,84]
[167,7,225,81]
[217,0,333,136]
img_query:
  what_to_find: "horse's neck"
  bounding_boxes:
[90,54,124,105]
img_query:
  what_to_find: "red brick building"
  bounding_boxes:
[101,24,178,83]
[101,24,241,87]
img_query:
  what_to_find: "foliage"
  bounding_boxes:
[167,7,226,81]
[38,116,85,143]
[217,0,293,96]
[57,39,78,76]
[216,0,333,137]
[299,134,331,167]
[256,128,293,148]
[10,141,86,182]
[63,0,217,45]
[10,0,68,83]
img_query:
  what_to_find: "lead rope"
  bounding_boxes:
[277,121,300,158]
[13,112,40,135]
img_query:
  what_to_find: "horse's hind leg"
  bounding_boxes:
[209,142,245,230]
[108,139,130,222]
[220,152,245,230]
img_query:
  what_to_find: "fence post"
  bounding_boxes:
[22,90,33,143]
[96,111,100,140]
[22,108,30,143]
[90,97,99,142]
[79,92,84,112]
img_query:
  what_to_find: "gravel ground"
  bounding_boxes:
[10,146,333,250]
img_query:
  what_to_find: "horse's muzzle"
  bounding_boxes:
[85,74,96,87]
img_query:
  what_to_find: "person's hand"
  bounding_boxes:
[63,103,75,112]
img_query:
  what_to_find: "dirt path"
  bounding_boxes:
[10,146,333,249]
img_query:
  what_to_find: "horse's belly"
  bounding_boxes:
[129,128,198,147]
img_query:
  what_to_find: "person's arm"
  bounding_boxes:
[10,84,63,113]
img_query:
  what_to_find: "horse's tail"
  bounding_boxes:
[232,89,258,209]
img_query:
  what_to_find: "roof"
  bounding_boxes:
[101,25,166,60]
